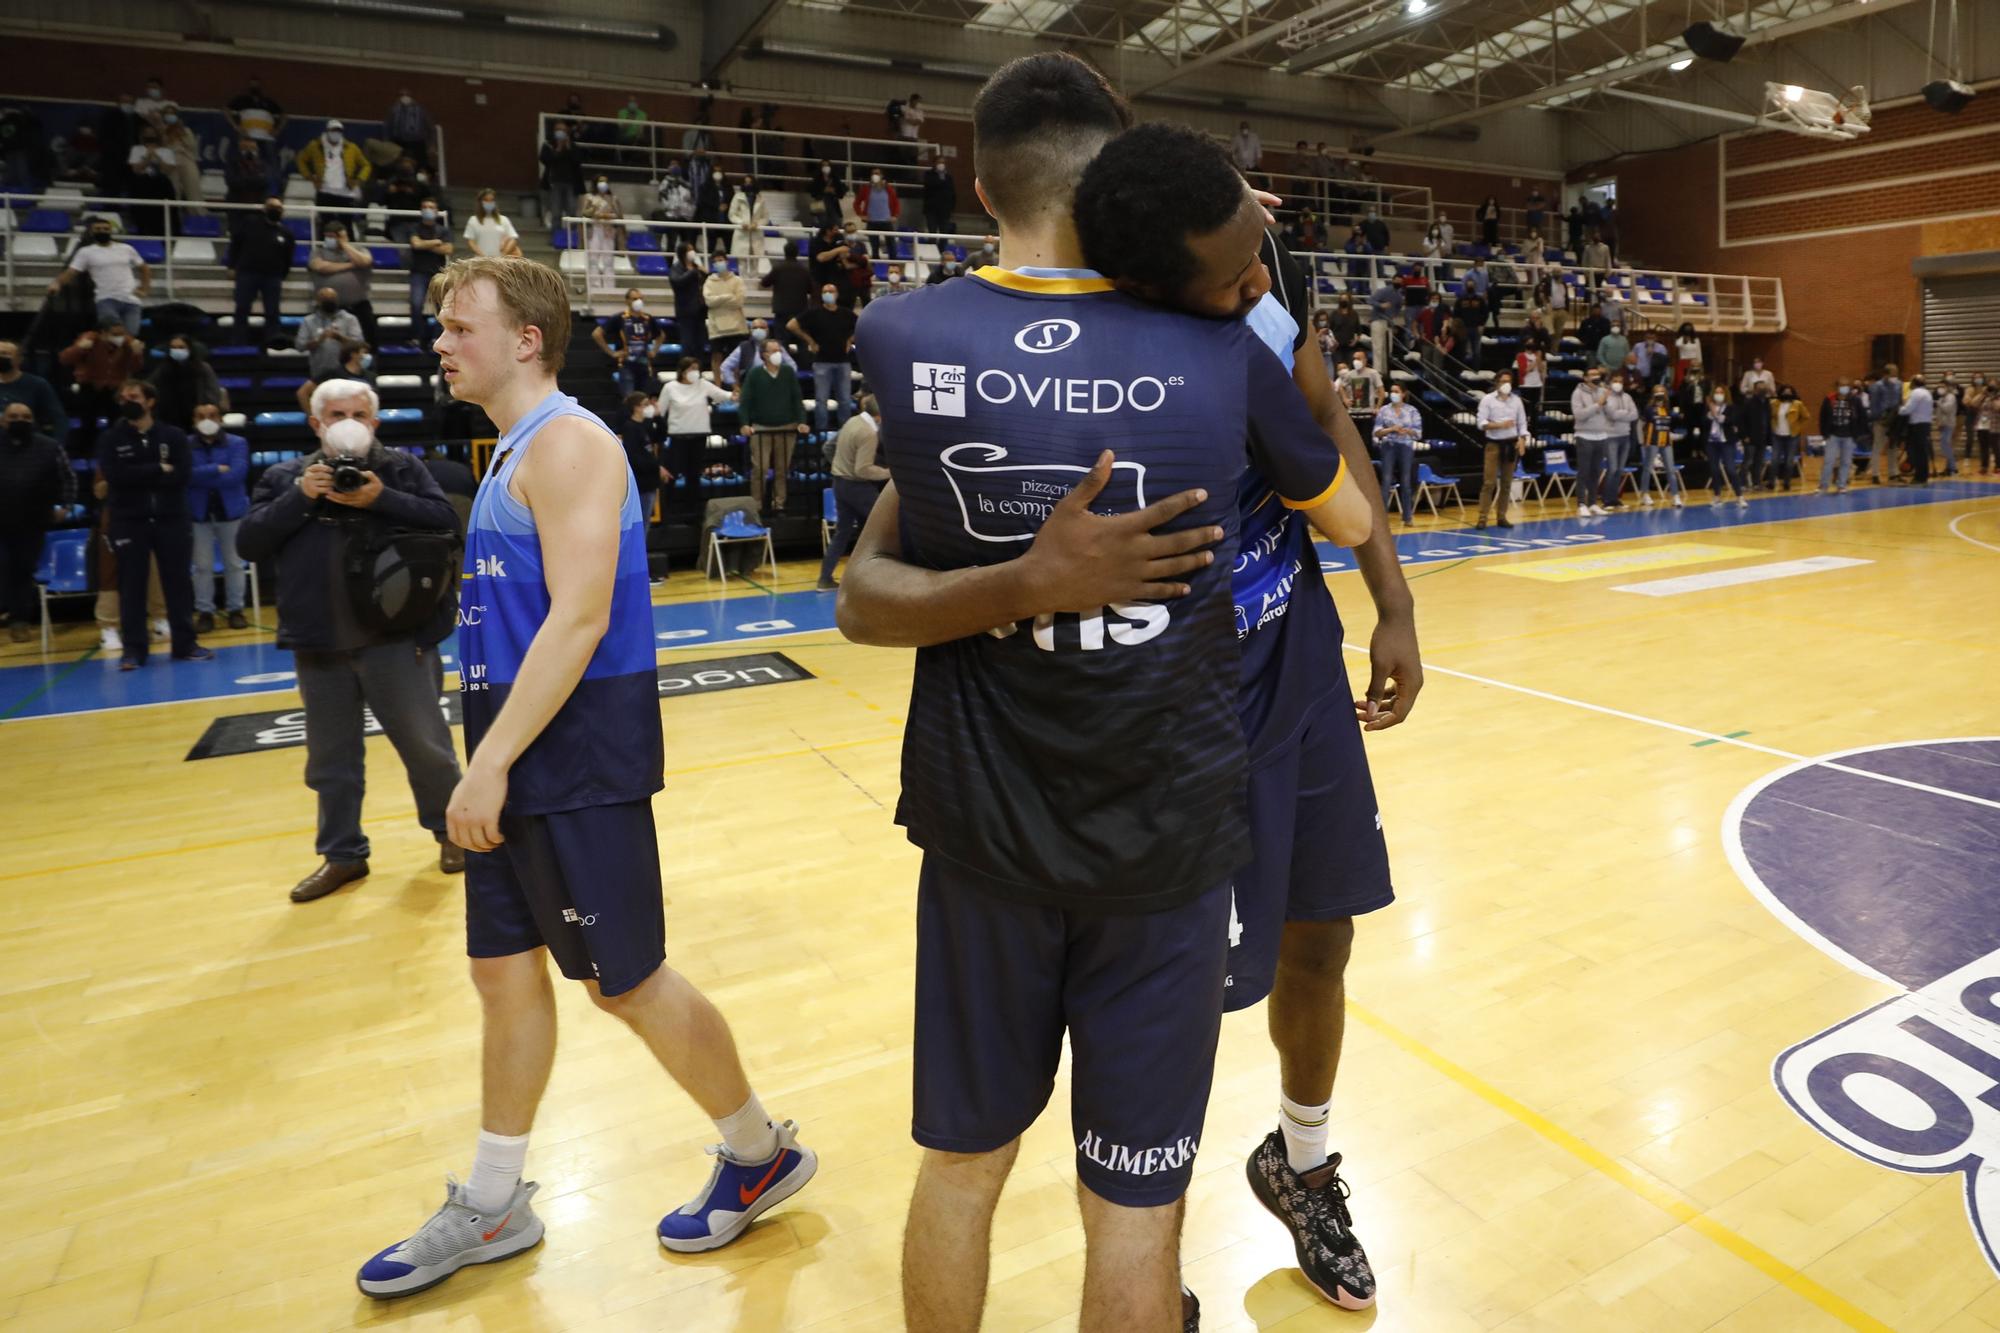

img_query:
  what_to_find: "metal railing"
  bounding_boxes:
[1253,166,1432,236]
[0,194,446,310]
[536,113,941,204]
[1291,247,1787,333]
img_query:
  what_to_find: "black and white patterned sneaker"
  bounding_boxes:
[1245,1130,1376,1309]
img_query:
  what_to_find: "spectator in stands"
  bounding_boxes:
[669,243,709,364]
[1514,335,1547,425]
[839,224,876,307]
[1601,201,1619,261]
[690,147,722,225]
[186,401,249,633]
[1868,363,1902,484]
[1737,380,1774,488]
[406,198,453,335]
[739,338,807,519]
[1899,375,1934,485]
[789,283,858,437]
[1772,386,1807,489]
[1306,311,1335,382]
[1361,207,1390,253]
[1366,277,1403,381]
[1533,268,1570,340]
[1570,366,1626,516]
[1601,372,1641,510]
[1478,195,1501,248]
[310,222,379,352]
[1372,386,1422,527]
[762,239,813,342]
[97,379,207,669]
[98,96,144,194]
[880,265,913,298]
[61,317,144,425]
[154,105,203,215]
[1455,286,1489,371]
[855,168,901,242]
[1420,222,1445,262]
[703,252,750,376]
[1338,350,1384,412]
[0,401,73,641]
[462,188,522,259]
[134,77,171,131]
[681,99,712,153]
[659,355,732,490]
[808,159,845,230]
[1575,304,1610,360]
[301,340,376,414]
[593,287,661,397]
[377,157,427,239]
[618,392,667,535]
[619,96,651,165]
[225,137,269,210]
[719,320,793,389]
[924,253,964,285]
[226,76,286,180]
[728,175,769,263]
[386,88,434,168]
[1592,318,1630,375]
[1702,385,1748,507]
[1972,374,2000,475]
[299,286,364,386]
[0,343,62,447]
[297,120,368,233]
[1673,322,1703,388]
[1580,231,1611,287]
[1632,328,1669,388]
[1231,120,1262,179]
[816,393,888,590]
[146,335,226,430]
[539,121,583,236]
[1525,187,1549,234]
[922,156,957,237]
[237,379,464,901]
[1328,294,1362,363]
[1818,376,1866,494]
[123,152,178,242]
[1935,373,1961,477]
[1636,384,1684,509]
[581,175,621,296]
[227,196,294,347]
[1462,256,1491,300]
[656,160,696,245]
[1739,356,1776,398]
[49,217,150,335]
[1564,202,1584,254]
[1474,371,1528,529]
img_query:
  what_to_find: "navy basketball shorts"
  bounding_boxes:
[911,855,1233,1208]
[465,799,667,998]
[1224,696,1395,1014]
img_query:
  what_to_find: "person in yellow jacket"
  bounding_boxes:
[1770,385,1809,489]
[295,119,371,234]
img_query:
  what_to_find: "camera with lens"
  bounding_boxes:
[332,463,368,493]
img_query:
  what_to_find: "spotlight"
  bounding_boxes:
[1783,84,1804,102]
[1923,79,1976,113]
[1682,21,1746,62]
[1405,0,1429,12]
[1669,58,1693,71]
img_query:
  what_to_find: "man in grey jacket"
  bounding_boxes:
[1571,366,1637,515]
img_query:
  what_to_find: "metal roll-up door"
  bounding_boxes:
[1922,274,2000,374]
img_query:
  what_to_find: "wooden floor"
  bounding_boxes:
[4,479,2000,1333]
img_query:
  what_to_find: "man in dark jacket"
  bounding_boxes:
[759,240,814,353]
[230,195,296,347]
[237,379,465,903]
[97,379,208,668]
[1818,377,1869,494]
[921,157,958,237]
[0,402,75,641]
[1737,383,1774,489]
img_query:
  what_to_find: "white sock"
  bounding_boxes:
[464,1129,530,1213]
[1279,1094,1332,1175]
[714,1092,779,1163]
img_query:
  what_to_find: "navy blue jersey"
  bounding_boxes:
[857,266,1347,913]
[459,390,663,815]
[1236,232,1349,765]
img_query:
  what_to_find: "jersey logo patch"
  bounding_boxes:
[940,443,1148,544]
[913,363,967,417]
[1014,318,1081,354]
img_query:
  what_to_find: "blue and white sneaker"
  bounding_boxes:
[657,1119,817,1253]
[356,1177,543,1299]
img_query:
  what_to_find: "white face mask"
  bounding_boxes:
[630,299,645,313]
[322,417,372,458]
[821,293,837,307]
[1838,386,1851,396]
[1497,384,1512,397]
[765,352,783,368]
[870,174,883,184]
[1390,391,1403,403]
[481,200,496,214]
[108,334,127,347]
[597,181,610,194]
[195,418,221,437]
[641,404,657,419]
[326,132,342,146]
[1352,359,1363,370]
[683,370,698,383]
[169,347,189,362]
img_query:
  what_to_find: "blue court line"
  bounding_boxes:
[2,481,1989,721]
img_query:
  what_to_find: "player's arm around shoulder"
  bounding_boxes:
[513,415,627,638]
[1244,331,1373,548]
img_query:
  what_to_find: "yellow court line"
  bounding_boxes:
[1346,1001,1896,1333]
[0,734,905,884]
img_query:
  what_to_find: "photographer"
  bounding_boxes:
[238,380,466,904]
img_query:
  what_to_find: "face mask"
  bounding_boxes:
[120,102,134,114]
[870,174,883,184]
[119,399,145,420]
[553,130,568,142]
[943,262,957,274]
[629,299,646,313]
[1390,392,1403,403]
[1352,359,1363,370]
[324,237,341,250]
[766,353,783,367]
[107,334,128,347]
[1713,394,1727,405]
[751,328,767,340]
[319,300,338,315]
[169,347,189,362]
[164,113,179,126]
[1838,386,1851,396]
[888,274,902,285]
[682,371,697,384]
[5,419,31,441]
[597,182,610,194]
[195,418,221,437]
[1498,384,1512,397]
[821,293,836,307]
[93,232,112,246]
[481,200,497,214]
[326,132,343,146]
[712,262,728,274]
[322,418,372,459]
[401,94,414,105]
[146,86,162,98]
[359,354,373,370]
[421,208,437,221]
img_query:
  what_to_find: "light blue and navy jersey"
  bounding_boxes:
[459,390,663,815]
[856,264,1347,914]
[1235,232,1348,766]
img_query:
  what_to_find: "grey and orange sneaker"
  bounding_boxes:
[356,1176,543,1298]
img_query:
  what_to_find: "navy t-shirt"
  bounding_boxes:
[856,265,1347,913]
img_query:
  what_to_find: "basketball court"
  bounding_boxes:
[4,480,1998,1332]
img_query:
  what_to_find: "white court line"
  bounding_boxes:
[1610,556,1870,597]
[1949,510,2000,555]
[1344,644,2000,814]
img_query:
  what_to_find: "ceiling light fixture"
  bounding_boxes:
[1669,57,1693,71]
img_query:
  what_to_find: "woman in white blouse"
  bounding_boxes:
[461,188,524,259]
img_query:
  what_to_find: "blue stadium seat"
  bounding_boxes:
[23,209,72,234]
[628,232,660,252]
[130,240,166,263]
[292,242,312,265]
[217,376,255,392]
[550,229,575,251]
[634,253,668,276]
[253,411,307,428]
[283,218,313,240]
[182,215,223,238]
[261,375,308,391]
[377,408,424,424]
[368,246,405,270]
